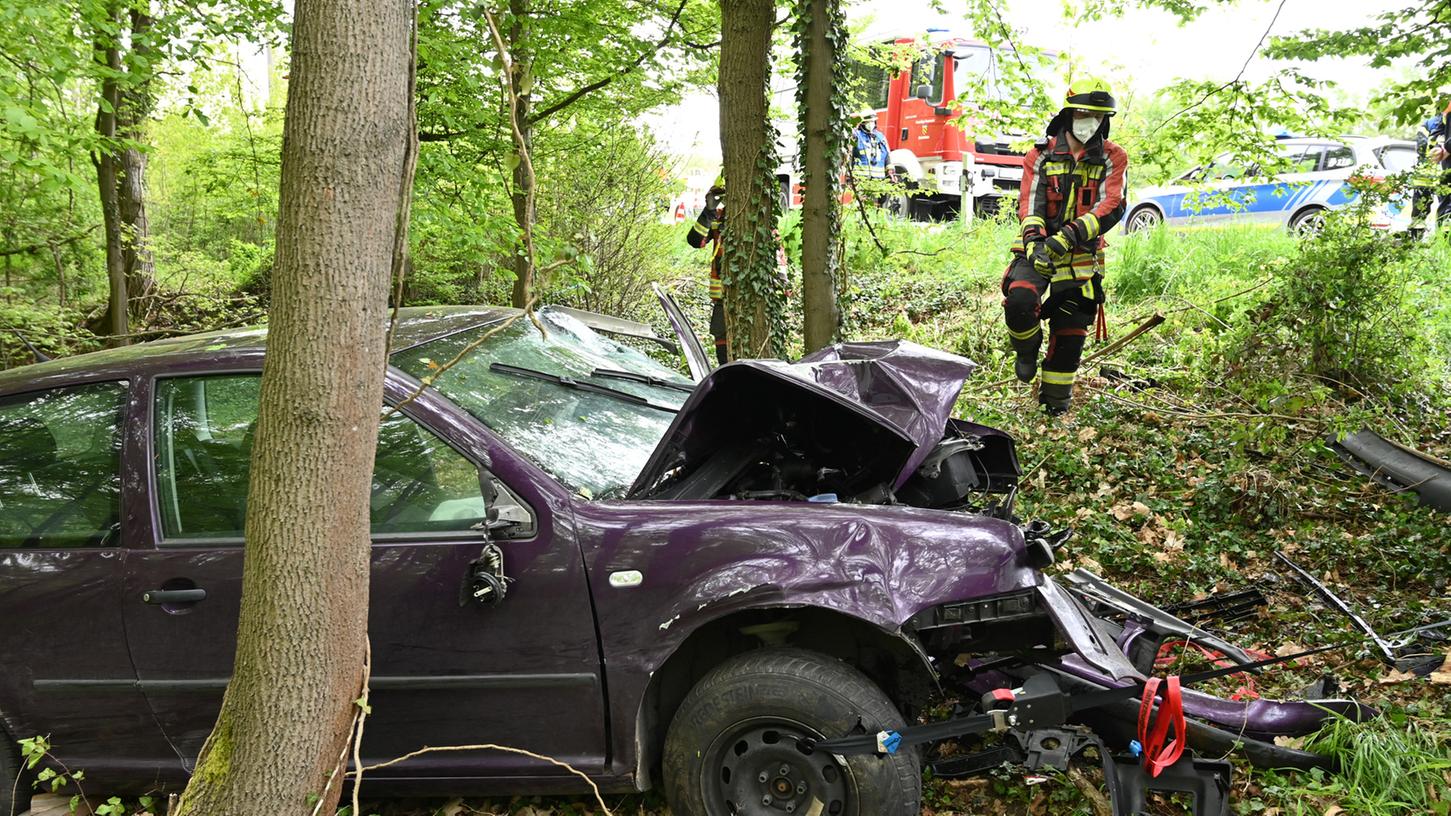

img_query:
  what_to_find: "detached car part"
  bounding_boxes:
[1330,428,1451,512]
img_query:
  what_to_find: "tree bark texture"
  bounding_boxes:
[118,3,157,317]
[171,0,411,813]
[798,0,841,353]
[92,10,128,345]
[507,0,535,308]
[717,0,777,359]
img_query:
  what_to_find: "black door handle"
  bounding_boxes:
[143,588,208,605]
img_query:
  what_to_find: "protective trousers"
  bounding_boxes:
[1410,161,1451,235]
[709,300,728,365]
[1003,256,1098,412]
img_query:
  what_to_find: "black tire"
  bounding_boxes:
[1126,205,1162,233]
[662,648,920,816]
[1,730,30,816]
[1289,206,1327,237]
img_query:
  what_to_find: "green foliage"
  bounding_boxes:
[1266,0,1451,128]
[1273,713,1451,815]
[534,125,680,321]
[1220,184,1440,396]
[1111,223,1296,303]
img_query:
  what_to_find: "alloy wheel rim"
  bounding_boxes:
[1130,209,1160,230]
[703,718,851,816]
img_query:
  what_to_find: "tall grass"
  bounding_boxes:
[1110,223,1298,305]
[1283,713,1451,815]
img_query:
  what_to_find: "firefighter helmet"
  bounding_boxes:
[1064,77,1117,116]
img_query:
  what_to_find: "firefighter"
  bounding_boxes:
[687,174,729,364]
[1410,102,1451,240]
[1003,77,1129,415]
[852,110,891,180]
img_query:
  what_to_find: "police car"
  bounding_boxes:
[1124,136,1418,233]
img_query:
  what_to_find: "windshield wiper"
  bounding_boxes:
[489,363,678,412]
[589,367,695,394]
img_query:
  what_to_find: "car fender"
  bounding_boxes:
[575,500,1037,784]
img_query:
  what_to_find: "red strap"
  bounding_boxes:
[1136,676,1186,778]
[1095,304,1108,342]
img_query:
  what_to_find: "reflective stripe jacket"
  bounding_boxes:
[853,127,891,179]
[687,207,725,300]
[1015,134,1129,281]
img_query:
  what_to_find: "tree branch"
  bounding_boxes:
[1149,0,1288,137]
[0,225,100,257]
[526,0,687,124]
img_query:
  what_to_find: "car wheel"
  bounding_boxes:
[1126,205,1162,233]
[1290,206,1327,236]
[662,648,920,816]
[1,731,31,816]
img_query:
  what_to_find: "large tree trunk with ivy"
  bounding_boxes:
[796,0,843,353]
[507,0,535,308]
[171,0,411,813]
[718,0,784,360]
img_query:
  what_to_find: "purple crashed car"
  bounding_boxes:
[0,304,1366,816]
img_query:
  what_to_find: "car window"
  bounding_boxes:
[0,382,125,548]
[1320,146,1355,171]
[1275,145,1318,174]
[1377,146,1417,173]
[391,307,691,499]
[153,375,494,539]
[911,54,944,104]
[1296,145,1329,173]
[1204,155,1248,181]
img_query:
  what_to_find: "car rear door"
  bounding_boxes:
[120,371,609,781]
[0,380,177,776]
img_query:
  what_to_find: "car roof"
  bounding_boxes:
[0,304,519,394]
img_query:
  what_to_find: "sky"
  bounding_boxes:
[647,0,1410,163]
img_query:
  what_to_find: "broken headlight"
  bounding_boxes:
[910,590,1055,654]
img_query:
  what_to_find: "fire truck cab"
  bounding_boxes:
[856,30,1029,220]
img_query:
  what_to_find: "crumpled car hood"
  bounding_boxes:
[627,340,978,498]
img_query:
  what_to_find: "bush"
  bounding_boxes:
[1223,193,1434,395]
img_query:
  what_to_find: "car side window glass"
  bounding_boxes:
[154,374,502,540]
[1205,155,1246,181]
[1378,146,1417,174]
[1272,145,1316,174]
[370,408,490,534]
[1321,146,1355,171]
[0,382,125,548]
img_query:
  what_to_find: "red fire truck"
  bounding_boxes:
[856,29,1032,220]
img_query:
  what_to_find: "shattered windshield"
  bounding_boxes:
[391,307,691,499]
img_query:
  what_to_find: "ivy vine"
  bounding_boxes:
[791,0,852,340]
[721,120,790,359]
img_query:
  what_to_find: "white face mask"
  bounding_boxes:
[1071,115,1102,142]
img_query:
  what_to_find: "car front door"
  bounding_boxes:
[120,371,608,781]
[0,380,177,777]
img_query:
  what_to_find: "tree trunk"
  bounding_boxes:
[798,0,841,353]
[171,0,411,813]
[93,9,128,346]
[117,3,157,318]
[507,0,535,308]
[718,0,777,359]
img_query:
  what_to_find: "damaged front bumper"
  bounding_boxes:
[913,571,1376,774]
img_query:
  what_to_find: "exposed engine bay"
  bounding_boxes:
[628,340,1020,513]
